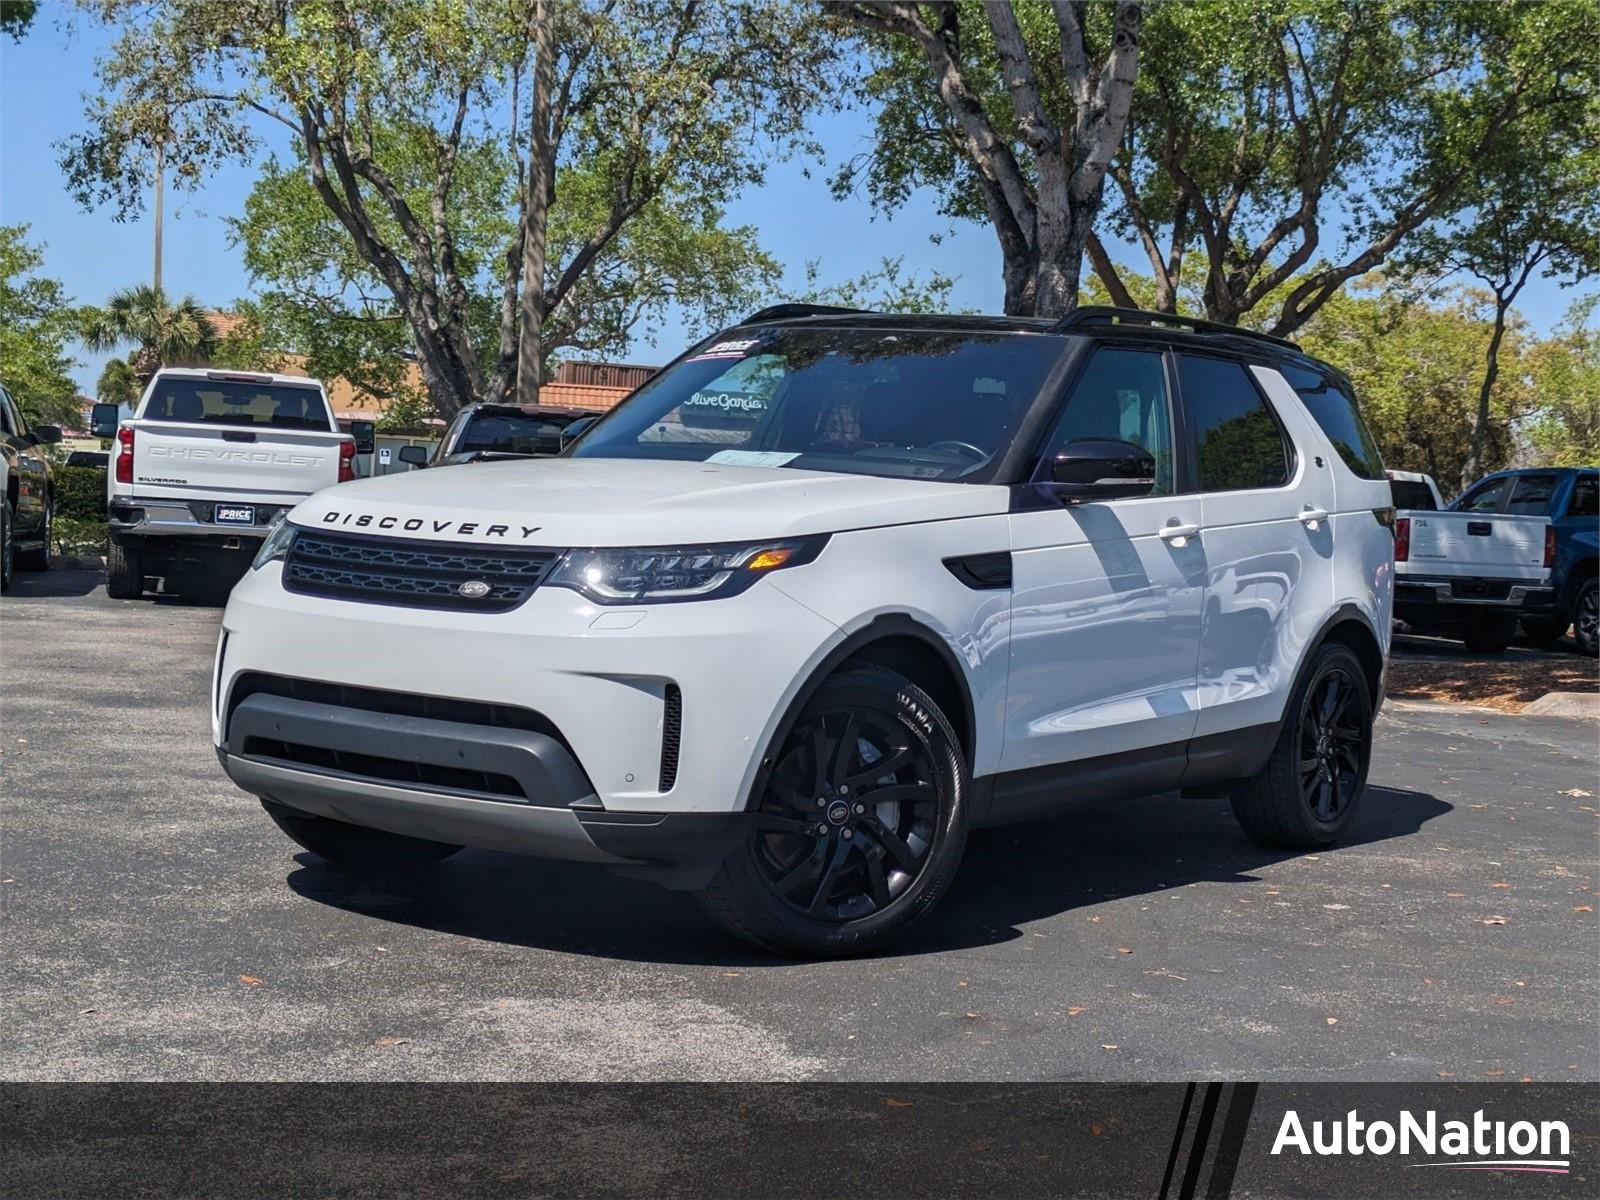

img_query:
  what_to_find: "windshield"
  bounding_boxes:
[453,410,578,457]
[569,326,1064,481]
[142,377,333,431]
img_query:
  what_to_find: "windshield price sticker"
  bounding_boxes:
[686,339,759,362]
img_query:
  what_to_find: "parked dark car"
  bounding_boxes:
[1,382,62,591]
[65,449,110,469]
[397,403,601,468]
[1452,466,1599,655]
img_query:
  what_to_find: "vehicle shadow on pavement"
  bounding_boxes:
[3,568,105,598]
[283,784,1449,965]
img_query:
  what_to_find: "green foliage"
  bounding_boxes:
[54,516,107,555]
[64,0,841,413]
[1523,299,1600,468]
[796,257,959,313]
[0,0,38,41]
[95,356,141,406]
[53,465,109,521]
[79,285,218,379]
[0,225,80,428]
[374,391,436,435]
[1297,280,1525,489]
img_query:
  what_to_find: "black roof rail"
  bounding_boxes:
[740,303,871,325]
[1053,305,1298,349]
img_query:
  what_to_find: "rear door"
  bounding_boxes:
[1177,353,1338,744]
[1005,343,1205,771]
[132,374,343,499]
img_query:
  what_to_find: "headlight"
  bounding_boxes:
[547,536,827,604]
[251,515,297,570]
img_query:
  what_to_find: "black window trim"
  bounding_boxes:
[1169,347,1299,496]
[1015,338,1187,502]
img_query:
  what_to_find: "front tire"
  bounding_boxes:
[1461,612,1515,654]
[16,495,50,571]
[106,533,145,599]
[1,500,13,592]
[261,799,461,872]
[696,666,968,957]
[1229,643,1374,849]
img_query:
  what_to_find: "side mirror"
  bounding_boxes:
[32,425,63,445]
[559,414,598,450]
[349,420,376,455]
[1049,438,1157,500]
[397,445,430,468]
[90,403,121,439]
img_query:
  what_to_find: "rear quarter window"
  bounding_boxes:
[1278,363,1385,479]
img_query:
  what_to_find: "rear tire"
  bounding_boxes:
[16,496,50,571]
[1521,615,1570,650]
[106,533,145,599]
[262,799,461,872]
[1230,643,1373,849]
[1575,578,1599,658]
[695,666,968,958]
[1462,613,1515,654]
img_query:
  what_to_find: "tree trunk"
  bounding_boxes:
[1461,299,1509,492]
[515,0,553,407]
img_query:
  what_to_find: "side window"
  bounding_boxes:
[1043,346,1174,494]
[1178,354,1291,491]
[0,391,14,438]
[1506,474,1559,516]
[1568,474,1598,518]
[1279,363,1384,479]
[1455,478,1508,512]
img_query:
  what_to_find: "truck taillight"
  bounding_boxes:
[338,439,356,483]
[1394,517,1410,562]
[115,426,134,484]
[1544,525,1557,569]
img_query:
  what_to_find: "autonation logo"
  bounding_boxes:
[1272,1108,1571,1174]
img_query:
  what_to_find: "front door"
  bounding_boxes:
[1004,344,1205,773]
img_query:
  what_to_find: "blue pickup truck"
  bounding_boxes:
[1450,466,1598,655]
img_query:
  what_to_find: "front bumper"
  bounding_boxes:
[215,560,843,823]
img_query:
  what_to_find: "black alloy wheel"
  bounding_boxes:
[752,705,938,921]
[1299,668,1365,823]
[1576,579,1599,657]
[696,666,968,957]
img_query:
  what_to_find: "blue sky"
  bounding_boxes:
[2,7,1590,396]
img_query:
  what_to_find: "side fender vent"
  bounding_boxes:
[943,551,1013,590]
[659,683,683,792]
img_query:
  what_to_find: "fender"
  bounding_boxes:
[736,613,978,814]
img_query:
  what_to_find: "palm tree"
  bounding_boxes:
[95,356,141,407]
[80,285,217,381]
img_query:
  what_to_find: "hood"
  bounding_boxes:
[291,456,1006,547]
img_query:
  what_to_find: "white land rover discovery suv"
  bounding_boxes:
[215,305,1395,956]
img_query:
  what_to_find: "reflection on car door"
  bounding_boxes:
[1178,355,1337,743]
[1005,346,1205,773]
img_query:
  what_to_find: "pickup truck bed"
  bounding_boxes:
[1391,471,1554,651]
[96,369,354,600]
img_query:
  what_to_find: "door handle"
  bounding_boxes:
[1298,507,1329,529]
[1158,522,1201,544]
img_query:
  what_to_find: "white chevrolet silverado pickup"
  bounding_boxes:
[91,368,355,600]
[1390,469,1555,651]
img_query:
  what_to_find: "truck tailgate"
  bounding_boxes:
[131,422,344,500]
[1403,511,1549,581]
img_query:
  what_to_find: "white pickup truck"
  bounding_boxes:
[1390,469,1555,651]
[91,368,356,600]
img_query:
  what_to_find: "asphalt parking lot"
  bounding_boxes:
[3,570,1596,1082]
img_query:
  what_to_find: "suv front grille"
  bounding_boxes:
[283,528,561,612]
